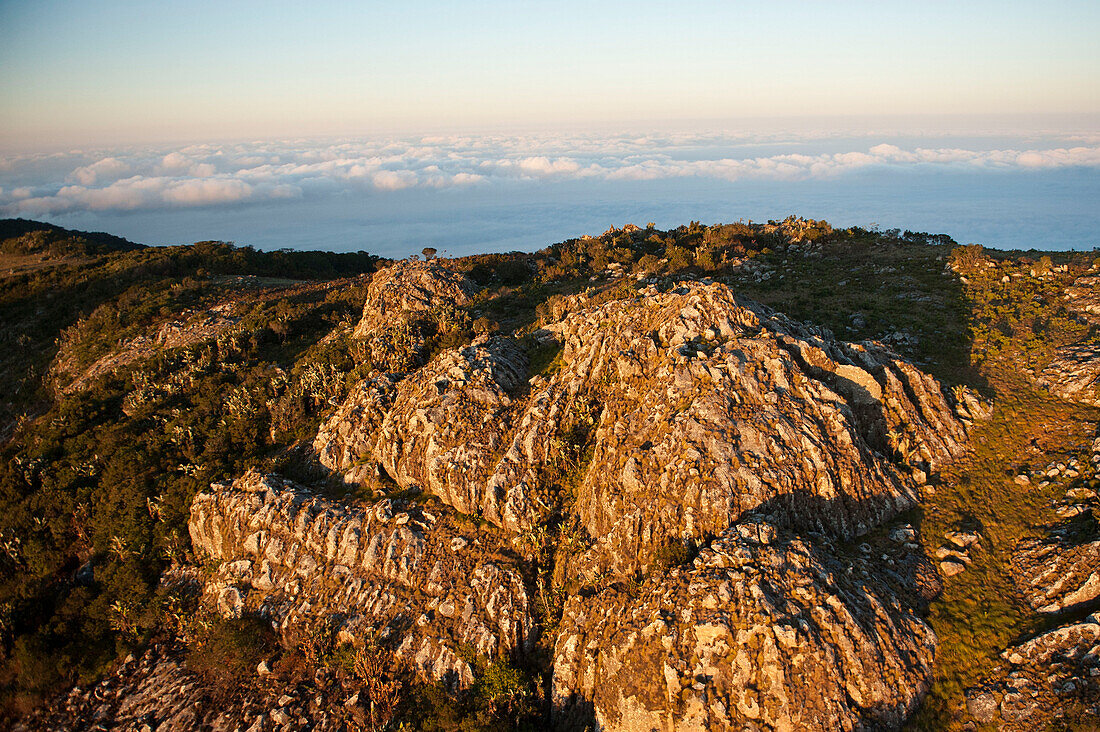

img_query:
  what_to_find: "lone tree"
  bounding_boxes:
[421,247,437,261]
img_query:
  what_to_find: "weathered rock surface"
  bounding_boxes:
[552,518,937,732]
[965,613,1100,728]
[1012,432,1100,615]
[314,336,537,528]
[319,281,979,571]
[351,259,477,371]
[42,273,988,729]
[1065,273,1100,326]
[17,643,384,732]
[972,430,1100,727]
[547,285,975,575]
[353,259,476,335]
[1038,342,1100,407]
[1034,271,1100,405]
[19,645,218,732]
[189,471,534,688]
[1014,535,1100,614]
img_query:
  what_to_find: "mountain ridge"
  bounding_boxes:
[1,217,1097,729]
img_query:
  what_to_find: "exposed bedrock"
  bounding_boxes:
[552,518,937,732]
[353,258,476,334]
[351,259,478,372]
[1035,271,1100,406]
[188,471,534,689]
[1014,534,1100,615]
[317,281,980,570]
[1038,342,1100,407]
[966,613,1100,728]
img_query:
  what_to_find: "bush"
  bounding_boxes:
[187,614,276,694]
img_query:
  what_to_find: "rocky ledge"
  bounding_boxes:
[64,260,991,731]
[189,471,534,689]
[1037,271,1100,406]
[351,259,478,372]
[968,429,1100,727]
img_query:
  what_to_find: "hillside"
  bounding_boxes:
[0,218,1097,730]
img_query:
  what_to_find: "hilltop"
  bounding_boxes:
[0,217,1097,730]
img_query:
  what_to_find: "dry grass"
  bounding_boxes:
[911,377,1097,728]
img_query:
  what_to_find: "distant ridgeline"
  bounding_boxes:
[0,218,146,257]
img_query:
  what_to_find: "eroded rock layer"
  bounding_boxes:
[353,259,475,334]
[1013,535,1100,614]
[315,336,536,528]
[1065,273,1100,326]
[188,276,981,728]
[1039,343,1100,407]
[552,518,937,732]
[189,472,534,688]
[318,281,979,569]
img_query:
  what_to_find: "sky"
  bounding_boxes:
[2,1,1099,147]
[1,2,1098,254]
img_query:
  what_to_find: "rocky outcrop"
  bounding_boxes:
[314,336,536,528]
[18,645,220,732]
[544,285,975,575]
[188,472,534,689]
[1014,535,1100,614]
[351,260,477,372]
[972,431,1100,727]
[18,642,394,732]
[1038,343,1100,407]
[965,613,1100,729]
[1012,433,1100,614]
[1064,272,1100,326]
[553,518,937,731]
[319,281,979,571]
[1035,270,1100,405]
[353,259,475,336]
[179,276,981,729]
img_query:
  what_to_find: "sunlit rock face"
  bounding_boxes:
[552,519,938,732]
[320,281,977,563]
[189,471,534,690]
[208,277,984,729]
[351,259,478,372]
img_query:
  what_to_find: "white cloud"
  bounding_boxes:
[67,156,131,185]
[516,156,581,176]
[3,133,1100,216]
[371,170,417,190]
[161,178,253,206]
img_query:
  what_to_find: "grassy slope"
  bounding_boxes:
[908,253,1099,729]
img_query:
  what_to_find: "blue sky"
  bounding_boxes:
[3,1,1099,147]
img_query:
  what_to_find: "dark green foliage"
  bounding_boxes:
[187,614,277,692]
[0,219,145,257]
[649,539,691,571]
[0,220,379,716]
[403,654,541,732]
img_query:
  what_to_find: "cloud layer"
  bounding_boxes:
[3,132,1099,217]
